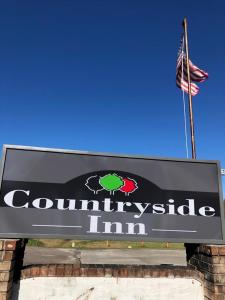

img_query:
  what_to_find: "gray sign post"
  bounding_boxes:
[0,145,224,244]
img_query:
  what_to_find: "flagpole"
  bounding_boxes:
[183,18,196,159]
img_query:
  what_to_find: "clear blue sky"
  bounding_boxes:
[0,1,224,191]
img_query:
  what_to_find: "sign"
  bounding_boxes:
[0,145,224,243]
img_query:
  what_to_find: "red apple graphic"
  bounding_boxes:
[120,178,138,196]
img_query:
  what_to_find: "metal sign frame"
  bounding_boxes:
[0,144,224,244]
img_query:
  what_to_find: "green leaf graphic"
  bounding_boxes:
[99,173,124,194]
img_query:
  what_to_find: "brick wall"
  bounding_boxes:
[20,263,203,282]
[186,244,225,300]
[0,239,26,300]
[1,239,224,300]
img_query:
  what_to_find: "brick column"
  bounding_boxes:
[0,239,26,300]
[186,244,225,300]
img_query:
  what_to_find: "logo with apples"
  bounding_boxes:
[85,173,138,196]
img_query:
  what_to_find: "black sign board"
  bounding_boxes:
[0,145,224,243]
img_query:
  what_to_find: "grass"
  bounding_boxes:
[27,239,184,250]
[27,239,45,247]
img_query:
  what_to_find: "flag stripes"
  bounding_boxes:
[176,35,208,96]
[177,56,208,83]
[176,73,199,96]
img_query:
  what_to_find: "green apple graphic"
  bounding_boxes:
[99,173,124,195]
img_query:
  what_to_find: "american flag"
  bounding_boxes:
[176,35,208,96]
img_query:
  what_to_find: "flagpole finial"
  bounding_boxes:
[182,18,188,27]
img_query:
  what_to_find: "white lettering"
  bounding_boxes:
[177,199,196,216]
[133,203,150,218]
[126,223,147,235]
[3,191,217,219]
[33,198,53,209]
[80,200,100,211]
[103,221,124,234]
[152,204,165,214]
[103,198,114,212]
[55,199,77,210]
[199,206,215,217]
[116,201,127,213]
[4,190,29,208]
[87,215,101,233]
[167,199,176,215]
